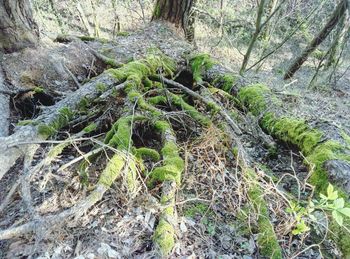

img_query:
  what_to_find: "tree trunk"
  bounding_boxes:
[283,0,348,80]
[240,0,266,75]
[0,0,39,53]
[152,0,195,41]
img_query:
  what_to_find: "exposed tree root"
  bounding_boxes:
[152,121,184,256]
[0,72,122,179]
[1,38,348,257]
[0,154,126,240]
[153,75,251,166]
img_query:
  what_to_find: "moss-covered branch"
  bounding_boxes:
[237,83,350,256]
[151,120,184,256]
[245,169,283,258]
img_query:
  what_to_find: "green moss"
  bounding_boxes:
[246,170,282,259]
[98,154,125,187]
[108,54,175,85]
[232,146,239,157]
[135,147,160,161]
[154,219,175,256]
[143,77,153,89]
[126,158,139,195]
[104,58,120,68]
[150,141,184,184]
[78,97,90,111]
[116,31,129,37]
[150,141,184,185]
[83,123,98,133]
[208,86,238,102]
[154,192,176,256]
[37,107,74,138]
[79,36,109,43]
[148,95,167,105]
[17,120,37,126]
[38,124,56,138]
[190,53,215,83]
[238,84,350,256]
[184,203,210,218]
[96,82,107,93]
[34,86,44,93]
[307,140,350,193]
[128,90,161,116]
[153,3,161,18]
[263,116,323,155]
[79,36,96,41]
[206,101,220,113]
[170,93,211,126]
[238,84,271,116]
[341,130,350,146]
[154,120,171,133]
[213,74,237,92]
[105,115,146,149]
[106,117,132,150]
[47,143,66,158]
[330,219,350,257]
[235,207,251,236]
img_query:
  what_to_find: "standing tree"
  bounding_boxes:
[284,0,348,79]
[240,0,286,75]
[0,0,39,53]
[152,0,196,42]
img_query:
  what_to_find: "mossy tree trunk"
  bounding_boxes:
[0,0,39,53]
[152,0,196,42]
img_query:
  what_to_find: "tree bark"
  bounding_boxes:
[283,0,348,80]
[152,0,195,41]
[240,0,266,75]
[0,0,39,53]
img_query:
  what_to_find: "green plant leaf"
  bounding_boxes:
[327,184,334,197]
[339,208,350,218]
[326,184,338,200]
[332,210,344,226]
[320,193,327,200]
[292,220,310,235]
[334,198,345,209]
[309,214,317,221]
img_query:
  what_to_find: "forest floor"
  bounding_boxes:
[0,5,349,259]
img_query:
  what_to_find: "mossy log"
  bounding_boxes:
[236,83,350,256]
[237,84,350,195]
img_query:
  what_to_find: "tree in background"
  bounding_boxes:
[239,0,286,75]
[284,0,348,79]
[152,0,196,41]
